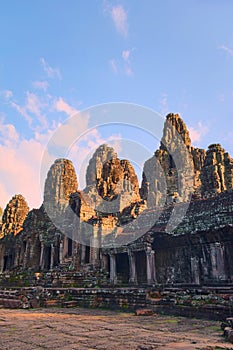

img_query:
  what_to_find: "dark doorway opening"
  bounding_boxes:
[44,246,51,270]
[68,238,73,257]
[85,245,90,264]
[135,251,147,284]
[3,256,8,272]
[116,252,129,284]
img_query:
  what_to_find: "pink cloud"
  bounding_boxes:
[0,90,13,100]
[111,5,128,37]
[10,92,49,131]
[110,49,134,76]
[125,66,133,76]
[40,57,62,79]
[54,97,79,116]
[0,119,19,146]
[122,49,134,76]
[122,50,131,62]
[189,122,208,144]
[218,45,233,56]
[33,80,49,91]
[0,122,56,210]
[109,59,118,74]
[10,101,33,126]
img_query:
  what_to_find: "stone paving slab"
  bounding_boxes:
[0,307,232,349]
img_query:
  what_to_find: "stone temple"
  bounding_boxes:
[1,113,233,287]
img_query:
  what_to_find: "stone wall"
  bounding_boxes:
[154,227,233,285]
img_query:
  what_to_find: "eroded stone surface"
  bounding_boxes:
[0,307,231,350]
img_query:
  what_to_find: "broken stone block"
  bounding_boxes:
[135,309,153,316]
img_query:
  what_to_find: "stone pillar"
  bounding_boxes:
[23,241,30,269]
[151,250,157,284]
[64,237,68,258]
[128,250,137,284]
[146,248,156,285]
[81,244,86,264]
[91,224,100,267]
[14,244,20,268]
[0,245,4,272]
[50,245,54,270]
[101,254,109,272]
[40,242,44,269]
[73,241,80,270]
[59,241,63,264]
[29,241,35,266]
[110,253,117,284]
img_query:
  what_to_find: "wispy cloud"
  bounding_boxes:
[189,122,208,144]
[10,92,49,131]
[159,94,169,116]
[40,57,62,79]
[0,118,55,209]
[54,97,79,116]
[122,49,131,63]
[104,2,128,37]
[0,90,13,100]
[122,48,134,76]
[10,100,33,127]
[218,45,233,56]
[110,48,134,76]
[124,66,133,76]
[111,5,128,37]
[33,80,49,91]
[0,117,19,146]
[109,59,118,74]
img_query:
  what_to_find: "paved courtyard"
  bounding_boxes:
[0,307,232,350]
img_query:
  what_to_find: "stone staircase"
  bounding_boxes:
[0,289,31,309]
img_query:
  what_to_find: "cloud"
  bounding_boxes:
[109,59,118,74]
[10,100,33,127]
[159,94,169,116]
[122,50,131,63]
[40,57,62,79]
[124,66,133,77]
[111,5,128,37]
[110,48,134,76]
[9,91,78,132]
[0,118,19,146]
[54,97,79,116]
[122,49,134,76]
[189,122,208,144]
[0,119,55,210]
[33,80,49,91]
[10,91,49,131]
[104,2,128,37]
[0,90,13,100]
[218,45,233,56]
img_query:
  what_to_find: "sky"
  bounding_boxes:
[1,0,233,210]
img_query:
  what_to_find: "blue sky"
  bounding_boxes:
[1,1,233,209]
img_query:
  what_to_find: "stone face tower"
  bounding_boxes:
[44,158,78,213]
[1,194,29,238]
[86,144,117,188]
[141,113,207,206]
[200,144,233,197]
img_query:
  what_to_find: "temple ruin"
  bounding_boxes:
[1,113,233,288]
